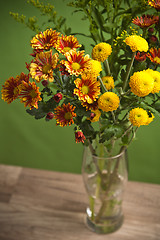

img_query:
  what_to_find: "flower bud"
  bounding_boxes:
[149,35,158,44]
[42,80,49,87]
[53,93,63,103]
[46,112,54,120]
[148,27,154,33]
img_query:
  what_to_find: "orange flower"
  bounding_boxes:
[19,81,42,109]
[148,0,160,11]
[74,75,100,104]
[60,50,91,76]
[1,73,29,104]
[30,50,59,82]
[30,29,60,50]
[55,35,81,54]
[132,15,159,28]
[54,103,76,127]
[147,47,160,64]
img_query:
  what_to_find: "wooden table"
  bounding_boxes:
[0,164,159,240]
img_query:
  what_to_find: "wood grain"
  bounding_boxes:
[0,164,159,240]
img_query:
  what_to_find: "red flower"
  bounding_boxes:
[75,130,86,143]
[135,51,147,62]
[147,47,160,64]
[53,93,63,103]
[132,14,159,28]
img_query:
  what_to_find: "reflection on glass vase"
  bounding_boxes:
[82,141,128,234]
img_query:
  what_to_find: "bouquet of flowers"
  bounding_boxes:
[2,0,160,234]
[2,0,160,154]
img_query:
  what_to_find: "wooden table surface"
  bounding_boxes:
[0,164,159,240]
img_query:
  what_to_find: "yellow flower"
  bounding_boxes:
[92,42,112,62]
[125,35,148,52]
[82,59,102,78]
[129,107,149,127]
[146,69,160,94]
[102,76,114,90]
[89,109,101,122]
[129,70,154,97]
[98,92,120,112]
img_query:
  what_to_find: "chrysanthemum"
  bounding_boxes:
[82,59,102,79]
[54,103,76,127]
[55,34,81,54]
[74,75,100,104]
[61,50,91,76]
[89,109,101,122]
[125,35,148,52]
[146,69,160,93]
[75,130,86,143]
[30,50,59,82]
[92,42,112,62]
[135,51,147,62]
[30,29,60,50]
[129,108,150,127]
[148,0,160,11]
[19,81,42,109]
[132,15,159,28]
[129,70,154,97]
[147,47,160,64]
[1,73,29,104]
[98,92,120,112]
[102,76,114,90]
[81,100,99,111]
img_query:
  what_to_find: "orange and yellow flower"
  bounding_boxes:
[1,73,29,104]
[74,75,100,104]
[147,47,160,64]
[89,109,101,122]
[132,15,159,28]
[55,34,81,54]
[75,130,86,143]
[30,50,59,82]
[61,50,91,76]
[19,81,42,109]
[30,29,60,50]
[148,0,160,11]
[54,103,76,127]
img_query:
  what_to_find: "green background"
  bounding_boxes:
[0,0,160,184]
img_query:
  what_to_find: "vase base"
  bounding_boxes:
[85,213,124,234]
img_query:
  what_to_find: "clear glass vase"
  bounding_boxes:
[82,142,128,234]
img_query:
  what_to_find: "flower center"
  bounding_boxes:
[154,56,160,64]
[30,90,37,98]
[81,85,89,94]
[63,47,71,52]
[13,87,19,96]
[71,62,81,70]
[42,64,52,74]
[64,112,72,120]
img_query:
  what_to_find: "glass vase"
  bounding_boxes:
[82,142,128,234]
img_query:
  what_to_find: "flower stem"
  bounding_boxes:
[123,52,136,91]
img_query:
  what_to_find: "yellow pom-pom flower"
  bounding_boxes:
[129,70,154,97]
[98,92,120,112]
[129,107,149,127]
[102,76,114,90]
[125,35,148,52]
[92,42,112,62]
[146,69,160,94]
[82,59,102,78]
